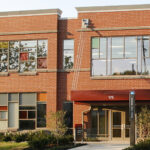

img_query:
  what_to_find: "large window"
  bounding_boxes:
[63,39,74,69]
[92,36,150,76]
[0,40,47,73]
[0,93,47,130]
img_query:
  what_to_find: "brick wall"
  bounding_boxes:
[57,10,150,126]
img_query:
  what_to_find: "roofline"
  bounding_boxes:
[0,9,62,18]
[76,4,150,13]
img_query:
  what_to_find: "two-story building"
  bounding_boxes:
[0,4,150,141]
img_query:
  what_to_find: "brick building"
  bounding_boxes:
[0,4,150,141]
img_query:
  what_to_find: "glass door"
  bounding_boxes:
[112,110,129,140]
[112,111,122,139]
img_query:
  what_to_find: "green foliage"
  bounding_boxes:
[0,133,4,141]
[13,133,31,142]
[3,133,13,142]
[64,56,73,69]
[137,106,150,139]
[49,110,68,139]
[123,139,150,150]
[28,132,49,150]
[57,135,74,145]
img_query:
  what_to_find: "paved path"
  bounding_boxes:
[69,143,129,150]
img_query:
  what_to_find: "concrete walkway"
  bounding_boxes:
[69,143,129,150]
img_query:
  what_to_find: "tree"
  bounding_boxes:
[48,110,68,143]
[137,106,150,140]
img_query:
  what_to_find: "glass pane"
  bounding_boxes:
[9,51,19,70]
[142,58,150,75]
[9,41,19,48]
[29,53,36,60]
[37,40,48,57]
[112,59,136,75]
[92,49,99,59]
[0,62,8,72]
[92,60,106,76]
[0,94,7,106]
[100,38,106,59]
[37,104,46,127]
[64,40,74,49]
[142,36,149,57]
[0,53,8,61]
[64,50,74,69]
[0,111,7,119]
[8,94,19,101]
[92,38,99,49]
[19,111,27,119]
[112,37,124,58]
[20,40,37,48]
[19,93,36,106]
[91,110,97,135]
[99,110,108,136]
[125,36,137,58]
[19,61,36,72]
[20,53,28,61]
[19,120,35,129]
[107,38,111,75]
[28,111,35,119]
[113,112,121,126]
[0,42,8,49]
[37,58,47,69]
[137,36,142,74]
[113,129,121,137]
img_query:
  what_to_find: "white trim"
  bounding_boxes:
[0,13,61,18]
[77,8,150,14]
[59,17,77,20]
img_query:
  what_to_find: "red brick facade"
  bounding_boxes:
[1,5,150,132]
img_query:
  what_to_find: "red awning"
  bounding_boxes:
[71,89,150,102]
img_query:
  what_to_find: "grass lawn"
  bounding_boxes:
[0,142,29,150]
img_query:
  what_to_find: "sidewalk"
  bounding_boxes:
[69,143,129,150]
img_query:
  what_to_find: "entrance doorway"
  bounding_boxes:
[89,107,130,141]
[112,110,129,140]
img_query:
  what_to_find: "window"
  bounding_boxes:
[0,40,48,73]
[91,36,150,76]
[63,39,74,69]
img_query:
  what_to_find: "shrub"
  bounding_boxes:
[123,139,150,150]
[13,133,29,142]
[0,133,4,141]
[28,132,49,150]
[3,133,13,142]
[57,135,74,145]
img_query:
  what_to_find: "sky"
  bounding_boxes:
[1,0,150,17]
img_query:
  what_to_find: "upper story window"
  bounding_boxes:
[91,36,150,76]
[63,39,74,69]
[0,40,47,73]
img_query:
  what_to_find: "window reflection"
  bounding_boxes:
[112,59,136,75]
[92,60,106,76]
[112,37,124,58]
[125,37,137,58]
[91,36,149,76]
[63,39,74,69]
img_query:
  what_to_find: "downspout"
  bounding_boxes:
[82,106,91,141]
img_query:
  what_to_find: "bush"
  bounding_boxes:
[28,132,49,150]
[0,133,4,141]
[13,133,29,142]
[3,133,13,142]
[57,135,74,145]
[124,139,150,150]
